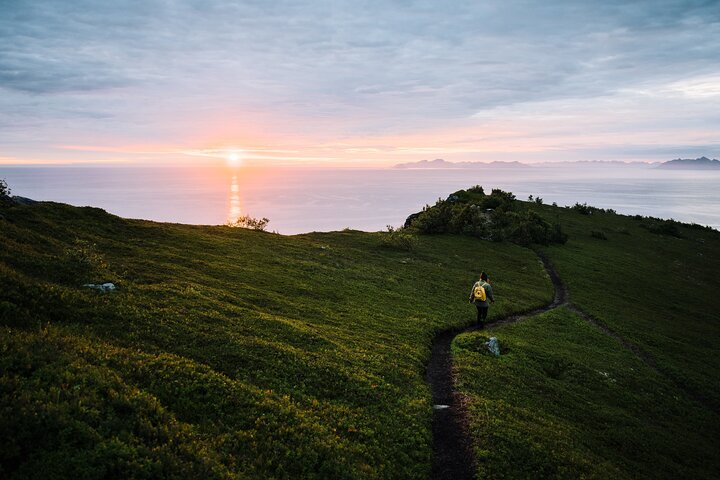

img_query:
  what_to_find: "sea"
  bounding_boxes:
[1,164,719,234]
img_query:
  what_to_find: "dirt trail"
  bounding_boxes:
[425,250,718,479]
[424,252,566,480]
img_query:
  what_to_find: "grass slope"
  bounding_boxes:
[455,308,719,479]
[0,201,550,479]
[454,202,720,479]
[541,205,720,410]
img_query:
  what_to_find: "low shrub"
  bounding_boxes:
[494,210,567,246]
[640,219,683,238]
[64,239,108,283]
[228,215,270,231]
[379,226,417,251]
[409,188,567,246]
[572,202,617,216]
[571,203,594,215]
[590,230,608,240]
[409,199,454,234]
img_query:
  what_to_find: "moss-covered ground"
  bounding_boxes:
[2,194,719,479]
[0,201,549,479]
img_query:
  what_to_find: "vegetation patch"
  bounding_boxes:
[1,184,718,478]
[227,214,270,231]
[406,187,568,246]
[639,218,684,238]
[454,308,720,480]
[538,200,720,413]
[63,238,109,283]
[0,199,550,479]
[379,225,418,251]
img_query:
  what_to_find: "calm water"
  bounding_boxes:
[2,165,719,233]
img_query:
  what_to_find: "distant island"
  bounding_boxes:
[657,156,720,170]
[393,158,528,169]
[394,157,720,170]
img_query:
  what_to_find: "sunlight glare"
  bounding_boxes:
[226,150,243,167]
[227,175,242,224]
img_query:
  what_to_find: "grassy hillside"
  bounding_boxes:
[541,204,720,410]
[450,197,720,479]
[0,200,550,479]
[2,190,719,479]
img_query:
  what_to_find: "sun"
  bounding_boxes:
[225,150,243,167]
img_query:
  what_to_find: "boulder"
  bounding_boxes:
[404,212,420,228]
[82,282,116,292]
[485,337,501,356]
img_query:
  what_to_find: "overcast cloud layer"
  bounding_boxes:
[1,0,719,165]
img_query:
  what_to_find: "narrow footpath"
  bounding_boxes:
[424,253,566,480]
[425,250,715,479]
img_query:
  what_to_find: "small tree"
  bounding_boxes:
[571,202,593,215]
[227,215,270,231]
[0,179,10,201]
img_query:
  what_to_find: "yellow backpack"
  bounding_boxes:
[473,283,487,302]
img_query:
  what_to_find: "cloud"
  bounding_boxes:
[0,0,719,164]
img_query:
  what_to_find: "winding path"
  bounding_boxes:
[425,250,717,479]
[424,252,567,480]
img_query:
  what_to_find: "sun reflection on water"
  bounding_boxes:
[227,175,243,224]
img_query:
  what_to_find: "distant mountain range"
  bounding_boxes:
[393,157,720,169]
[393,159,528,169]
[657,157,720,170]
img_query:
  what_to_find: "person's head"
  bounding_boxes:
[480,272,488,281]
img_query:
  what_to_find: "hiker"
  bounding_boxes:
[469,272,495,327]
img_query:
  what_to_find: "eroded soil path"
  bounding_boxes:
[424,252,566,480]
[425,250,717,479]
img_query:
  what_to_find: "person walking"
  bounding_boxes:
[469,272,495,328]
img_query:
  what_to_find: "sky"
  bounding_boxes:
[1,0,719,166]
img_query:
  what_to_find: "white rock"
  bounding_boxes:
[82,282,116,292]
[485,337,501,356]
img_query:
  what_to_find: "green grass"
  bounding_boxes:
[3,196,719,479]
[539,204,720,410]
[0,201,550,479]
[454,308,719,479]
[453,202,720,479]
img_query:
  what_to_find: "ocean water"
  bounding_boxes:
[1,164,719,234]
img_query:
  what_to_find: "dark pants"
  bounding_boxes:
[476,305,488,324]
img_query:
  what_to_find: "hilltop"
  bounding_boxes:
[1,188,719,479]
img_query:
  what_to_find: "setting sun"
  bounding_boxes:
[226,151,243,167]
